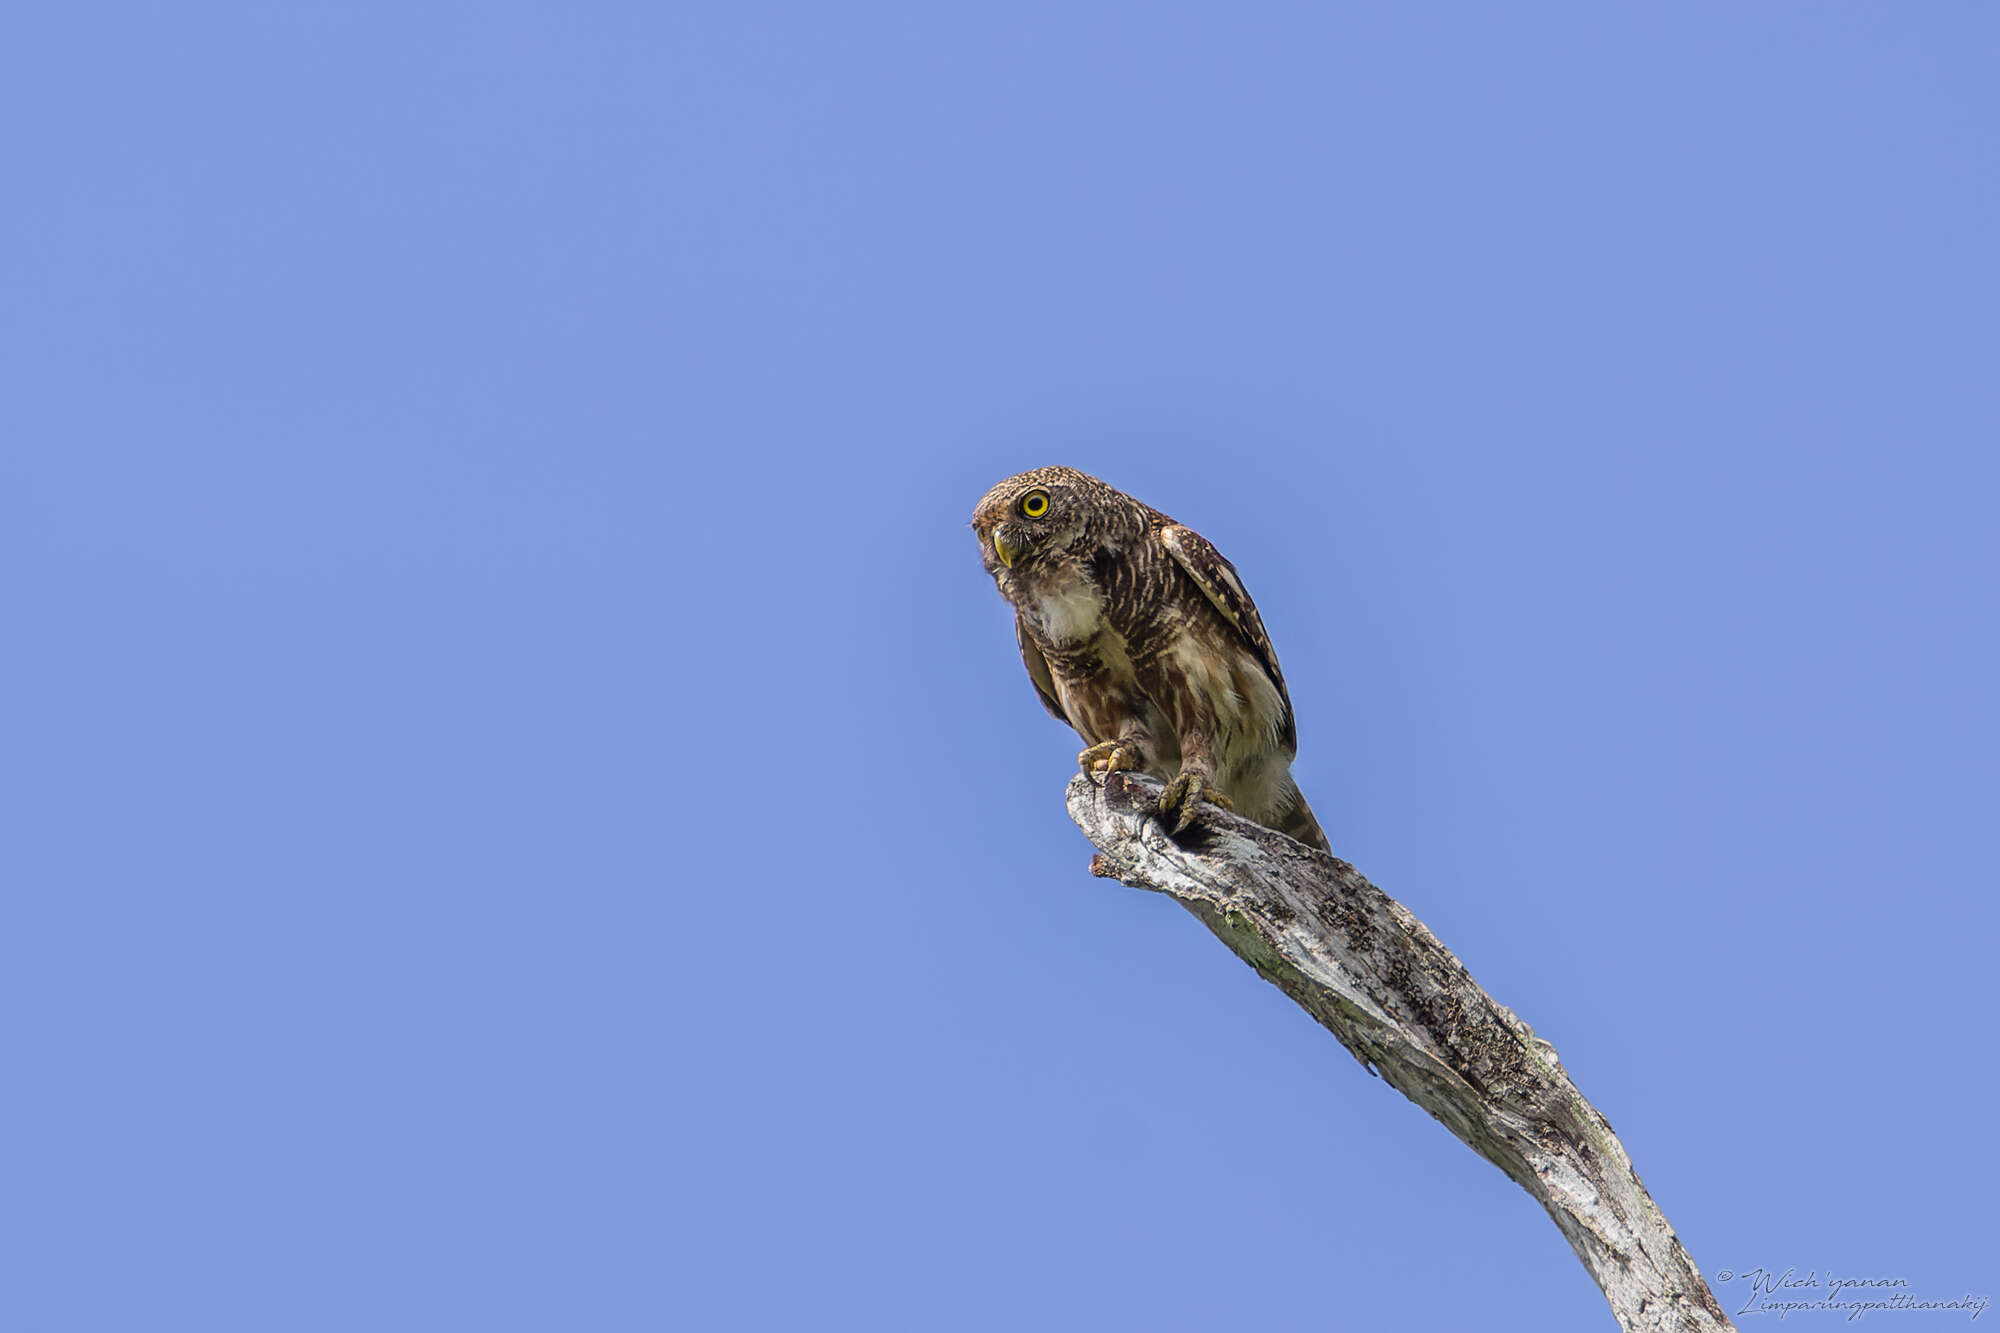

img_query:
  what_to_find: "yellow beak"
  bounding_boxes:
[993,530,1021,568]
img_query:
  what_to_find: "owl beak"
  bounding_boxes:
[992,529,1020,568]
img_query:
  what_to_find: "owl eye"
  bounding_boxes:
[1020,490,1050,518]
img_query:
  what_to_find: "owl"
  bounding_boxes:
[972,466,1328,851]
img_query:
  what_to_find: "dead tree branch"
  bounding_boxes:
[1067,771,1732,1333]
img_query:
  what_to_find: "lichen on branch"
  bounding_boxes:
[1065,771,1733,1333]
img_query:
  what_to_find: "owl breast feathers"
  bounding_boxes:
[972,466,1328,851]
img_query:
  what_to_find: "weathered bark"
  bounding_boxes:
[1067,771,1732,1333]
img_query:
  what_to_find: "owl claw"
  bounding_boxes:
[1158,771,1234,835]
[1078,740,1140,778]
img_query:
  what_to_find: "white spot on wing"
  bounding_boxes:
[1217,563,1248,602]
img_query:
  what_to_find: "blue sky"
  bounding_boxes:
[5,3,1995,1329]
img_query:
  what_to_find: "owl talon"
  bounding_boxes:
[1078,740,1140,777]
[1158,771,1233,835]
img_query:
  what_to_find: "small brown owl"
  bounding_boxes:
[972,466,1328,851]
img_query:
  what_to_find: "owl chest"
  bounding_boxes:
[1026,580,1155,729]
[1022,579,1111,647]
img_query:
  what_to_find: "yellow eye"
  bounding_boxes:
[1020,490,1050,518]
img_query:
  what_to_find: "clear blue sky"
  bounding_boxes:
[5,4,1994,1329]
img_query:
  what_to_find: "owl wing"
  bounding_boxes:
[1160,523,1298,751]
[1015,614,1069,722]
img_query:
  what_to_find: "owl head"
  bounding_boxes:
[970,466,1112,578]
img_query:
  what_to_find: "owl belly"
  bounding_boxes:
[1049,632,1177,761]
[1028,580,1167,753]
[1161,635,1294,821]
[1034,579,1293,821]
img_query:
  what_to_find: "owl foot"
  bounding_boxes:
[1078,740,1142,777]
[1158,770,1234,835]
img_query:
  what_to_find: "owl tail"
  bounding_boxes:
[1268,776,1332,853]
